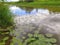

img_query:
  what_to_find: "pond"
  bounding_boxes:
[9,5,60,45]
[0,4,60,45]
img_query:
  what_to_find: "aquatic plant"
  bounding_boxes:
[11,32,57,45]
[23,33,57,45]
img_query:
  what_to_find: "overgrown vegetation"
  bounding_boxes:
[0,3,14,45]
[0,4,14,29]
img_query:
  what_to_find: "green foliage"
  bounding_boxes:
[9,29,57,45]
[10,33,57,45]
[0,36,9,45]
[23,33,57,45]
[0,42,5,45]
[10,37,23,45]
[0,4,14,28]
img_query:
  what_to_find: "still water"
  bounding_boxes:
[9,5,60,15]
[10,6,50,16]
[9,6,60,45]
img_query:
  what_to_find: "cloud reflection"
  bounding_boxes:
[10,6,49,16]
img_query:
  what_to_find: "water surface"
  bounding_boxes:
[10,6,60,16]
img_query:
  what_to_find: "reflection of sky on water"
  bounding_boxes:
[10,6,49,16]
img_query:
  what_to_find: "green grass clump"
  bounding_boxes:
[0,4,14,29]
[0,4,14,45]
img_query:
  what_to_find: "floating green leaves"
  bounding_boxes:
[0,34,56,45]
[10,37,23,45]
[28,33,33,38]
[3,37,9,41]
[10,32,57,45]
[0,42,5,45]
[0,36,9,45]
[23,33,57,45]
[45,33,53,38]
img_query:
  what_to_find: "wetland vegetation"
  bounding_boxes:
[0,0,60,45]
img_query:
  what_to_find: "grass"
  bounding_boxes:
[2,1,60,12]
[1,1,60,7]
[0,1,60,12]
[14,2,60,12]
[0,4,14,29]
[16,1,60,6]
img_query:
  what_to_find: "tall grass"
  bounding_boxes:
[0,4,14,29]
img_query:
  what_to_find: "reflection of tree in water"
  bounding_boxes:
[19,6,34,14]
